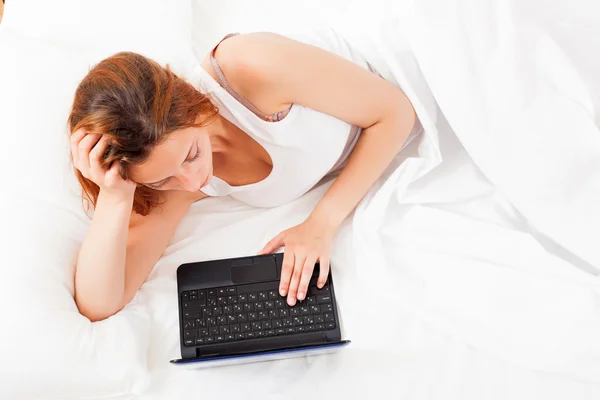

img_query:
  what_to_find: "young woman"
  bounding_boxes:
[68,31,419,322]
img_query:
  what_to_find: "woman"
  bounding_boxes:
[68,31,418,322]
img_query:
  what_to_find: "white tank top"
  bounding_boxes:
[184,29,422,208]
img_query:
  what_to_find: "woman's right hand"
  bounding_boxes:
[70,129,137,198]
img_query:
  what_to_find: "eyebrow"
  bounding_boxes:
[142,141,195,187]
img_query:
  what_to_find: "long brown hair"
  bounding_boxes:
[68,52,218,216]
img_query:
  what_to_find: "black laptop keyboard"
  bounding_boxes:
[181,280,335,347]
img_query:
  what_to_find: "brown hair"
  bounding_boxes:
[68,52,218,216]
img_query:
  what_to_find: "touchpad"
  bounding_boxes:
[231,259,277,284]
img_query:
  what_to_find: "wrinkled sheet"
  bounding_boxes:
[110,0,600,398]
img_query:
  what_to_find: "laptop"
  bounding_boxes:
[170,253,350,368]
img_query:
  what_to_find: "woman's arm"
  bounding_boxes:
[213,33,416,304]
[75,189,202,322]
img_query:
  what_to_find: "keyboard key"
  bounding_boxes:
[220,326,230,335]
[321,304,333,313]
[182,310,201,319]
[215,335,224,342]
[255,302,264,311]
[227,287,237,295]
[217,316,227,325]
[241,323,251,332]
[199,328,209,337]
[324,313,334,322]
[293,317,303,326]
[249,313,259,321]
[265,301,274,309]
[273,319,283,329]
[307,297,316,305]
[181,292,190,301]
[249,293,258,302]
[244,303,255,312]
[208,289,217,297]
[297,326,306,333]
[310,305,320,314]
[317,295,332,304]
[195,318,206,328]
[227,315,236,323]
[326,322,336,330]
[268,290,278,299]
[276,328,285,335]
[283,318,293,327]
[238,294,248,303]
[225,334,235,341]
[207,298,217,307]
[217,297,227,306]
[267,330,276,337]
[233,304,243,313]
[195,338,205,345]
[259,292,268,301]
[184,339,194,346]
[190,290,197,296]
[235,333,246,340]
[256,331,266,338]
[183,321,195,329]
[300,306,310,315]
[291,308,300,317]
[310,286,330,296]
[213,307,222,316]
[279,309,289,318]
[236,313,247,322]
[286,327,296,334]
[190,294,198,301]
[304,316,314,325]
[223,306,232,314]
[307,325,315,332]
[210,327,219,335]
[207,317,217,326]
[201,307,212,316]
[316,324,325,331]
[184,330,196,339]
[269,310,278,319]
[314,315,324,324]
[252,322,262,331]
[247,332,256,339]
[262,321,272,330]
[275,300,285,308]
[258,311,269,320]
[231,324,240,333]
[217,288,226,296]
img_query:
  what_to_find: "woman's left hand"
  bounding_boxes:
[259,216,336,306]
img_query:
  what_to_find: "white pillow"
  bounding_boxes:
[0,17,195,399]
[3,0,195,66]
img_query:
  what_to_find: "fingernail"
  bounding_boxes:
[317,282,323,289]
[279,289,286,296]
[288,297,295,306]
[298,292,305,301]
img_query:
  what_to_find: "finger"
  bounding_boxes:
[70,129,86,164]
[279,250,294,297]
[297,254,318,301]
[77,134,102,170]
[287,252,306,306]
[258,232,284,255]
[89,135,110,173]
[317,255,330,289]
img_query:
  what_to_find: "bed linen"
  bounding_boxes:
[1,0,599,399]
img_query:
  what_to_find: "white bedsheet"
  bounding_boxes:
[128,1,600,399]
[2,0,599,398]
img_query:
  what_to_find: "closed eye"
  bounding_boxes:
[186,141,200,163]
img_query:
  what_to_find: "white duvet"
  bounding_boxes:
[1,0,600,399]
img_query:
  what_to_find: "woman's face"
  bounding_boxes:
[128,126,213,192]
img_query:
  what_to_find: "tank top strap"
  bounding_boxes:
[209,33,291,122]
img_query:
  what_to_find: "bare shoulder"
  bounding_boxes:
[200,32,297,113]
